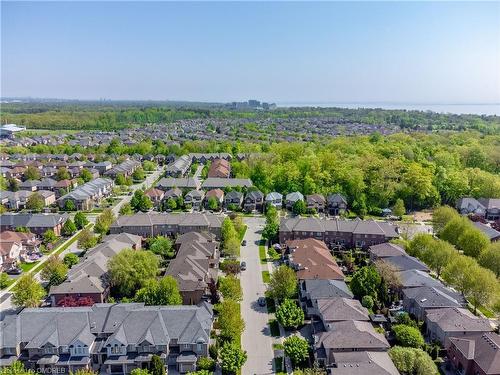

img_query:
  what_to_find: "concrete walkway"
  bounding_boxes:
[241,216,275,375]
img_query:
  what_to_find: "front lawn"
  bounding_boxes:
[259,240,267,264]
[262,270,270,283]
[238,225,248,241]
[20,261,40,273]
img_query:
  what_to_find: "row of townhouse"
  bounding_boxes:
[57,178,114,211]
[11,177,79,197]
[109,212,224,240]
[282,192,348,215]
[368,242,499,375]
[0,302,213,374]
[49,233,142,306]
[148,185,266,212]
[104,159,141,179]
[285,239,399,374]
[279,217,399,250]
[165,232,220,305]
[165,155,192,177]
[0,190,56,210]
[0,230,41,271]
[0,213,69,236]
[0,161,101,182]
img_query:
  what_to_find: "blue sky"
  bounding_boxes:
[1,1,499,103]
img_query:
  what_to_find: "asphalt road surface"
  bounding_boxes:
[241,216,275,375]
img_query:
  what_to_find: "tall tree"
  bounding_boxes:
[12,273,45,308]
[268,265,297,301]
[134,276,182,305]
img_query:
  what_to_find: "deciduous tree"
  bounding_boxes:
[12,273,45,308]
[284,335,309,366]
[268,265,297,301]
[276,299,304,329]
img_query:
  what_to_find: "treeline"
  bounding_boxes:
[231,132,500,213]
[1,102,499,133]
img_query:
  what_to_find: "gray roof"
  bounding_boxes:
[111,212,224,231]
[403,286,467,309]
[302,279,353,300]
[330,352,399,375]
[398,269,442,289]
[369,242,406,258]
[0,213,68,229]
[265,192,283,201]
[382,255,429,272]
[0,303,212,350]
[280,217,399,238]
[58,178,113,202]
[157,177,200,190]
[425,308,492,333]
[317,298,370,322]
[50,233,141,295]
[285,191,304,203]
[202,178,253,189]
[315,320,389,351]
[472,221,500,240]
[327,193,347,205]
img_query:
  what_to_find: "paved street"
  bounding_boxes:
[0,166,164,319]
[241,216,274,375]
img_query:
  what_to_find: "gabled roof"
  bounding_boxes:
[369,242,406,258]
[331,351,399,375]
[450,333,500,375]
[315,320,389,351]
[317,298,370,322]
[302,279,353,300]
[402,286,466,309]
[426,308,492,333]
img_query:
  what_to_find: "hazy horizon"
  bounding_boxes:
[2,2,500,104]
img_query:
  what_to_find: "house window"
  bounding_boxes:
[181,344,191,351]
[111,345,122,355]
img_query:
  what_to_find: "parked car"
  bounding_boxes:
[258,297,266,307]
[242,240,247,246]
[6,268,22,275]
[240,261,247,271]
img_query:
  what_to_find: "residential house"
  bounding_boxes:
[368,242,406,262]
[397,269,443,289]
[0,302,213,374]
[472,221,500,242]
[0,213,69,236]
[448,333,500,375]
[19,180,40,192]
[104,159,141,179]
[265,192,283,209]
[285,191,304,210]
[286,239,344,280]
[327,194,348,216]
[201,178,253,190]
[166,232,219,305]
[189,153,231,163]
[204,189,224,210]
[402,286,467,321]
[224,191,243,210]
[306,194,326,213]
[38,178,58,191]
[312,298,370,327]
[207,159,230,178]
[456,197,500,220]
[49,233,142,305]
[0,239,22,271]
[0,230,41,258]
[109,212,224,240]
[314,321,390,367]
[326,352,400,375]
[243,190,264,212]
[184,190,205,211]
[163,188,183,202]
[93,161,113,175]
[425,308,492,348]
[165,155,191,177]
[144,188,165,208]
[156,177,201,192]
[299,279,353,317]
[279,217,399,249]
[1,191,33,210]
[58,178,114,211]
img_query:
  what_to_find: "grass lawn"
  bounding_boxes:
[238,225,248,241]
[0,277,15,290]
[269,319,280,337]
[20,261,40,273]
[477,305,495,318]
[262,270,270,283]
[259,240,267,264]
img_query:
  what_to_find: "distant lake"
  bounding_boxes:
[276,102,500,116]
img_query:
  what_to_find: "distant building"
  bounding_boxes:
[0,124,26,138]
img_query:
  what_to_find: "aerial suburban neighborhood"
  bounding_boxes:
[0,112,499,375]
[1,1,500,375]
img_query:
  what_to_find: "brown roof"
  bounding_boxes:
[144,188,165,198]
[208,159,230,178]
[55,179,73,188]
[205,188,224,199]
[450,333,500,374]
[286,238,344,280]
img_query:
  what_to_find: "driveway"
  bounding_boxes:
[241,216,274,375]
